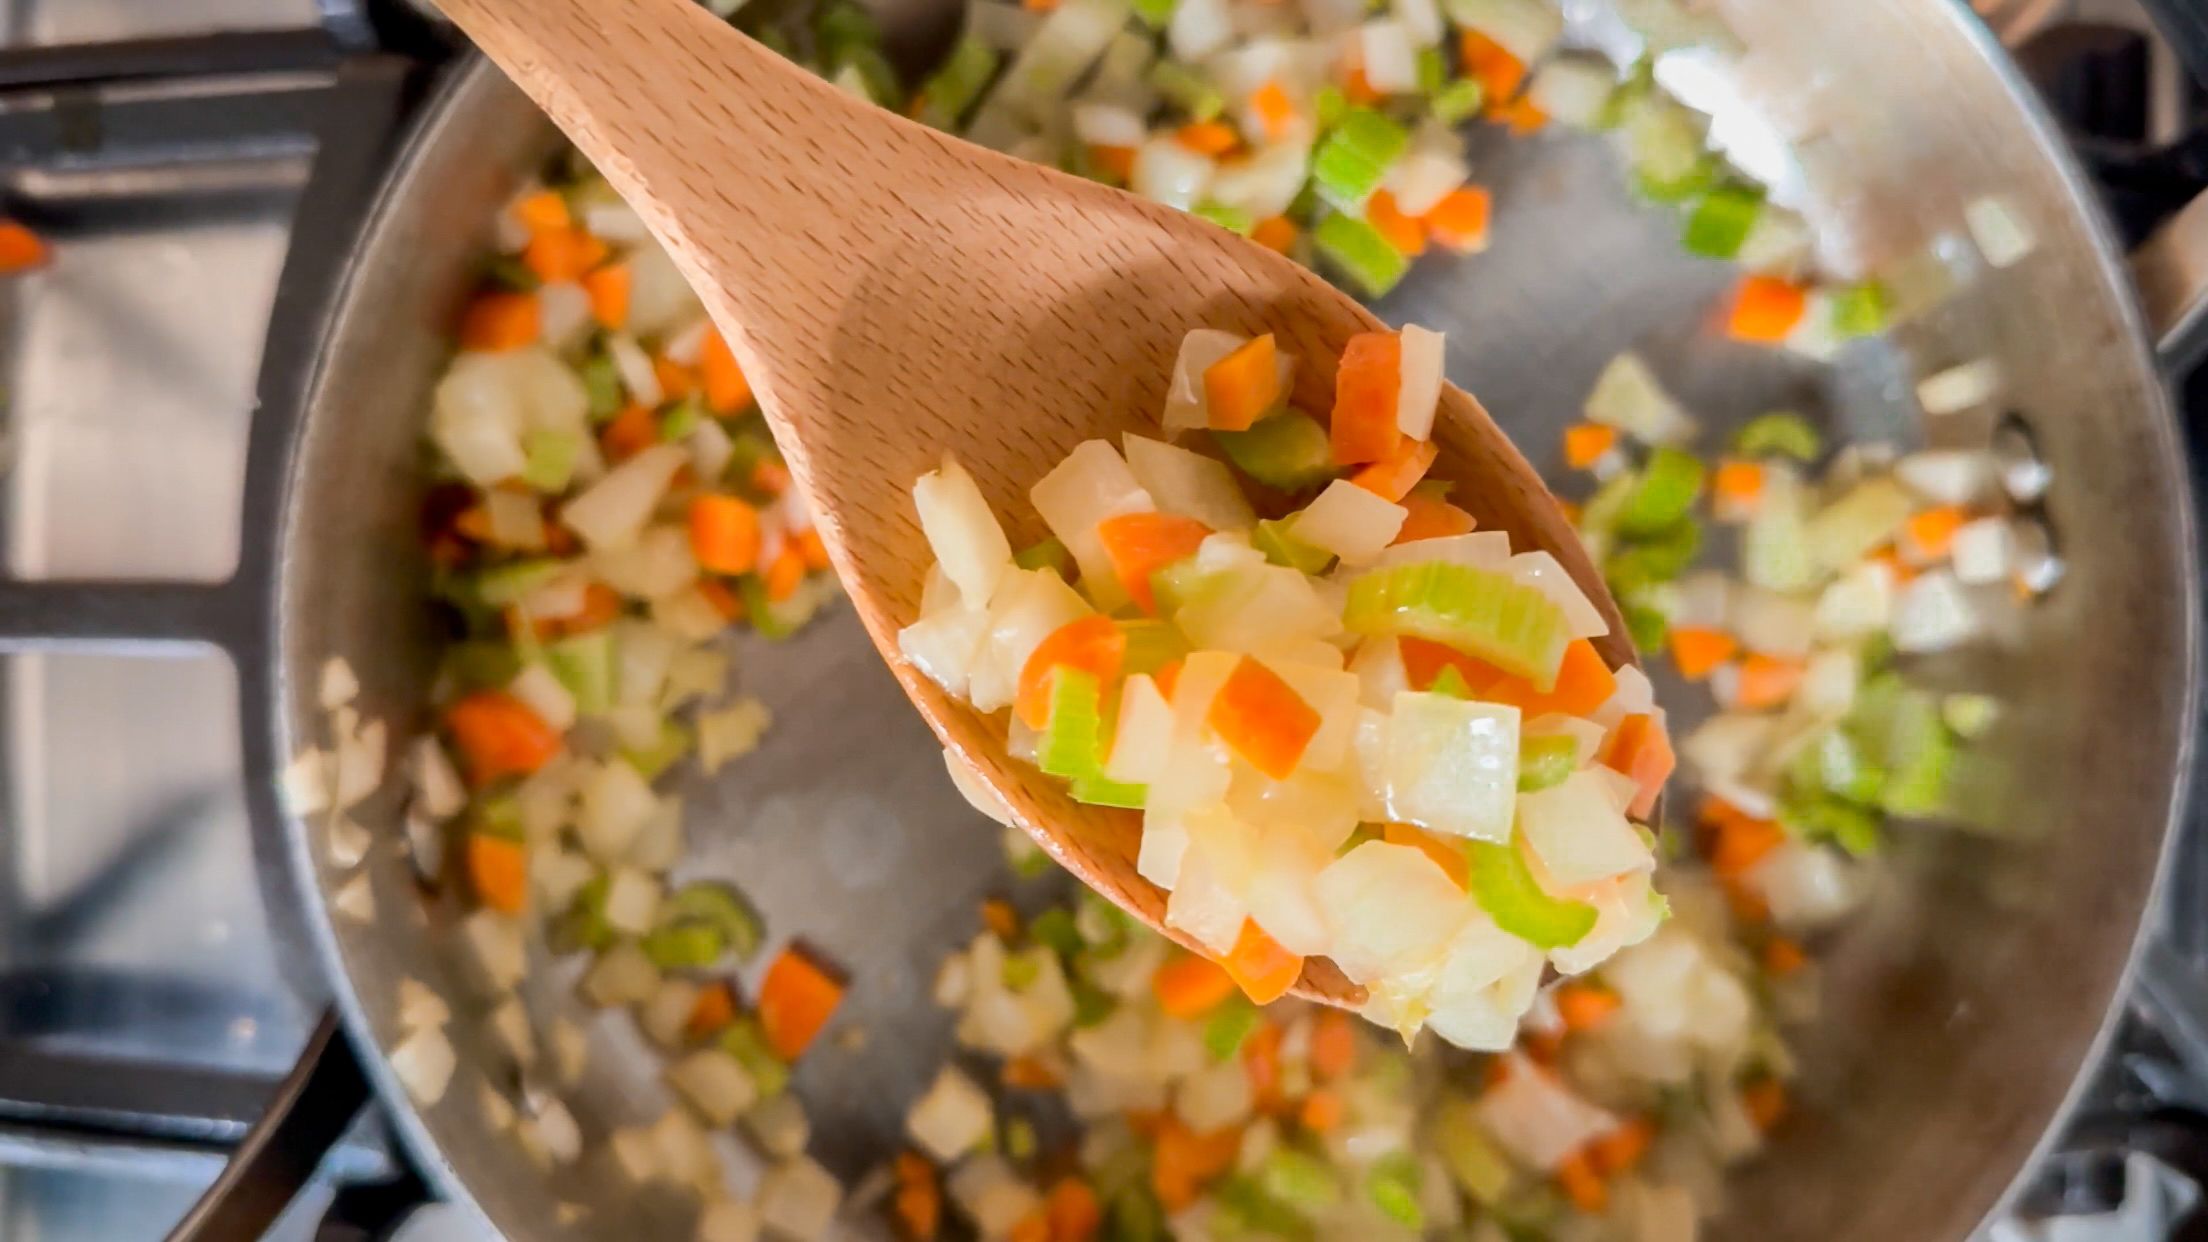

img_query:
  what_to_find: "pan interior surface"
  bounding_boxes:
[272,0,2195,1238]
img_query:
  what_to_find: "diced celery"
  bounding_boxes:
[1605,517,1701,590]
[1028,907,1082,959]
[476,558,565,606]
[1213,412,1336,493]
[1261,1148,1342,1212]
[665,880,765,961]
[553,873,613,953]
[1214,1176,1315,1241]
[1148,60,1222,119]
[1004,1116,1039,1160]
[1072,978,1116,1026]
[1116,619,1187,676]
[1195,201,1256,235]
[1464,834,1597,949]
[1682,184,1765,259]
[1071,773,1148,808]
[1427,664,1474,699]
[1516,733,1577,791]
[1780,794,1881,858]
[622,718,692,781]
[1830,280,1893,339]
[1313,213,1410,296]
[472,793,525,840]
[1417,47,1448,95]
[1203,995,1262,1060]
[1943,692,1999,738]
[1621,596,1669,653]
[1002,951,1041,991]
[1312,84,1348,130]
[1791,728,1884,805]
[1038,668,1110,780]
[641,918,726,970]
[546,632,614,715]
[739,573,813,639]
[1635,159,1717,204]
[1014,535,1072,576]
[1431,77,1485,125]
[1848,674,1954,817]
[1148,559,1216,615]
[1733,411,1822,461]
[1578,469,1637,537]
[1253,517,1335,574]
[719,1017,790,1096]
[522,429,581,492]
[1132,0,1177,28]
[815,0,883,67]
[1616,446,1706,536]
[917,34,999,128]
[657,397,702,443]
[442,640,522,693]
[1365,1152,1423,1231]
[1311,109,1411,212]
[1344,562,1572,689]
[1433,1098,1515,1204]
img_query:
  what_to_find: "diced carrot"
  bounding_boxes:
[1459,30,1528,104]
[686,980,739,1040]
[1046,1177,1103,1242]
[1491,94,1549,134]
[598,402,657,462]
[1249,80,1299,142]
[1867,545,1916,587]
[1350,437,1439,502]
[521,227,609,284]
[1151,1119,1241,1210]
[1762,936,1807,976]
[1208,655,1321,779]
[1154,953,1237,1019]
[1399,635,1498,694]
[1742,1077,1788,1131]
[1152,658,1183,700]
[1901,504,1969,562]
[1087,144,1136,183]
[1523,1028,1564,1065]
[758,944,844,1060]
[894,1151,942,1242]
[697,578,744,622]
[1712,459,1767,516]
[509,190,570,236]
[764,546,807,601]
[1710,814,1785,878]
[1728,275,1810,343]
[1364,189,1427,257]
[453,505,494,544]
[1342,63,1382,106]
[1734,652,1806,711]
[689,494,763,576]
[1588,1116,1655,1176]
[1483,639,1619,718]
[582,261,632,330]
[1383,823,1469,888]
[1297,1089,1342,1132]
[1330,331,1404,466]
[1394,493,1477,544]
[0,221,51,273]
[794,528,830,570]
[1668,626,1738,681]
[751,459,792,496]
[1308,1009,1357,1078]
[1424,186,1493,254]
[458,290,540,352]
[1203,333,1283,431]
[1724,874,1772,925]
[1176,120,1241,156]
[1241,1020,1283,1107]
[1556,498,1582,524]
[1556,1152,1609,1214]
[1251,216,1298,254]
[1016,615,1128,729]
[1003,1054,1063,1089]
[981,897,1020,941]
[466,834,529,913]
[1600,712,1674,819]
[1096,511,1213,613]
[1221,920,1303,1005]
[444,690,562,785]
[1555,982,1621,1033]
[699,325,754,414]
[653,353,695,402]
[1482,1057,1513,1091]
[1022,0,1057,11]
[1562,422,1618,470]
[1009,1211,1050,1242]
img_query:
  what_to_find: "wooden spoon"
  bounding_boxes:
[437,0,1631,1007]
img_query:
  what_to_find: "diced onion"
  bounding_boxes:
[1916,359,2001,416]
[759,1157,843,1242]
[458,909,527,994]
[1890,570,1979,653]
[1164,330,1247,432]
[508,663,578,733]
[562,445,686,551]
[579,759,659,861]
[411,736,466,819]
[968,567,1094,711]
[1584,353,1695,446]
[1315,841,1467,983]
[1132,136,1217,210]
[908,1065,995,1161]
[1072,100,1148,147]
[1358,19,1419,93]
[667,1048,758,1126]
[1029,441,1155,608]
[1474,1055,1617,1172]
[1517,770,1651,887]
[390,1025,457,1107]
[1507,551,1608,640]
[1105,673,1176,783]
[1123,434,1258,532]
[1169,0,1235,59]
[581,940,661,1008]
[1293,480,1406,565]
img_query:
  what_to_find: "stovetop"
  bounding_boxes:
[1,1,2205,1239]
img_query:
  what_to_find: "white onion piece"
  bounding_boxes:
[562,445,685,551]
[1965,195,2035,267]
[1392,0,1443,45]
[1896,449,1992,506]
[390,1025,457,1106]
[592,525,697,601]
[1123,434,1257,532]
[1525,713,1607,768]
[1314,841,1467,983]
[1950,517,2013,585]
[1131,136,1216,211]
[1381,691,1519,841]
[409,737,467,822]
[458,909,527,994]
[1517,770,1651,887]
[1426,915,1540,1050]
[1029,440,1154,608]
[943,750,1016,827]
[602,867,661,936]
[537,281,591,351]
[1798,647,1860,717]
[1206,143,1311,221]
[1731,587,1815,660]
[666,1048,757,1126]
[1173,564,1339,653]
[1915,358,2002,416]
[1165,806,1258,954]
[908,1065,995,1161]
[914,454,1013,609]
[1528,56,1614,126]
[1358,19,1419,93]
[396,977,451,1033]
[1891,570,1980,653]
[1475,1055,1618,1172]
[507,663,577,733]
[1163,329,1246,432]
[1375,530,1510,571]
[605,333,661,408]
[687,415,734,484]
[1176,1056,1255,1132]
[1508,551,1608,639]
[1293,480,1406,565]
[1394,324,1446,439]
[1592,664,1656,731]
[1813,560,1896,640]
[1169,0,1235,60]
[1105,674,1175,783]
[948,1155,1042,1239]
[967,567,1093,712]
[578,759,658,861]
[1247,824,1333,955]
[1584,352,1695,445]
[1680,713,1774,786]
[1440,0,1560,62]
[1347,635,1411,711]
[625,241,701,338]
[900,598,990,699]
[759,1156,842,1242]
[1072,100,1148,147]
[1748,841,1861,929]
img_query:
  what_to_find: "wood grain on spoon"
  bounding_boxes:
[436,0,1633,1007]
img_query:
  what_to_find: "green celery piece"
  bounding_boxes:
[665,880,764,961]
[1416,47,1447,94]
[1038,668,1110,780]
[1578,468,1639,537]
[581,352,623,421]
[482,254,539,292]
[658,398,703,443]
[1311,108,1410,212]
[1002,950,1042,991]
[1605,517,1702,590]
[1072,978,1117,1027]
[815,0,882,65]
[1733,411,1822,461]
[739,574,795,639]
[917,34,998,127]
[719,1017,791,1097]
[1433,1099,1515,1204]
[1117,618,1188,677]
[1342,562,1572,690]
[545,632,614,714]
[1943,692,1999,738]
[1847,674,1954,816]
[1830,280,1893,338]
[1517,733,1578,791]
[521,428,581,492]
[472,794,525,841]
[835,45,902,107]
[1314,212,1411,297]
[1028,907,1082,960]
[1615,446,1706,536]
[1634,159,1717,204]
[1253,517,1335,574]
[1148,559,1215,616]
[553,874,612,953]
[1431,77,1485,125]
[1427,664,1473,699]
[1261,1148,1342,1212]
[1794,727,1884,804]
[1071,773,1147,808]
[1014,535,1072,575]
[1621,596,1669,654]
[1214,1176,1315,1242]
[1004,1116,1039,1161]
[1148,60,1222,120]
[1780,794,1881,858]
[641,919,726,970]
[476,558,564,607]
[1213,412,1336,492]
[1682,184,1766,259]
[1203,996,1263,1060]
[1312,84,1348,130]
[622,718,692,781]
[1132,0,1178,28]
[1195,201,1256,235]
[1365,1153,1424,1231]
[1464,834,1599,949]
[442,640,522,693]
[1109,1187,1167,1242]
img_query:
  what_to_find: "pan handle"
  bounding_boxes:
[2122,0,2208,369]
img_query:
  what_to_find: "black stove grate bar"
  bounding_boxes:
[0,30,344,92]
[0,581,246,652]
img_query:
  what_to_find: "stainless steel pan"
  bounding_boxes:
[211,0,2208,1237]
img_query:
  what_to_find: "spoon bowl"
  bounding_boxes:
[436,0,1632,1006]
